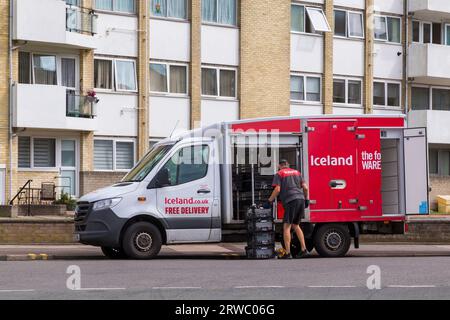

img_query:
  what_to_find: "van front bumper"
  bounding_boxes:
[74,203,127,248]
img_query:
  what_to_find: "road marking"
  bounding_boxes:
[235,286,285,289]
[152,287,202,290]
[74,288,126,291]
[387,285,436,288]
[308,286,357,288]
[0,289,35,293]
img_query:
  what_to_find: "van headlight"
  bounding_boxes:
[92,198,122,211]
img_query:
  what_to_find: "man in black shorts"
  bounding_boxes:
[269,159,310,259]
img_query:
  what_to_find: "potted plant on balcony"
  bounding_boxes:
[86,90,100,104]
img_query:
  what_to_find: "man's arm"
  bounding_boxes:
[301,182,309,199]
[269,186,280,203]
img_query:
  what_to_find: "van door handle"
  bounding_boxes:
[197,189,211,194]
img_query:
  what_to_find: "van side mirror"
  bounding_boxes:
[148,168,171,189]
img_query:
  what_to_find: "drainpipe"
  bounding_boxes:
[8,0,14,203]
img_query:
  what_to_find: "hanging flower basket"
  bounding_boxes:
[86,90,100,103]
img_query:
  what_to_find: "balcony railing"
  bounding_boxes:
[66,91,97,119]
[66,6,98,36]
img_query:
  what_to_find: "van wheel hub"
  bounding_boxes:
[134,232,153,252]
[324,230,342,250]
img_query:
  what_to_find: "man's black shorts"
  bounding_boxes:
[283,199,305,225]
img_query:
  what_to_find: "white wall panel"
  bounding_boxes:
[374,0,404,15]
[149,96,190,138]
[374,43,403,80]
[95,13,138,57]
[334,0,365,9]
[95,93,138,136]
[291,34,323,73]
[150,19,190,62]
[333,39,364,76]
[202,25,239,66]
[201,100,239,126]
[290,104,323,116]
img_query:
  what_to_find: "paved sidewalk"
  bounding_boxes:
[1,243,450,261]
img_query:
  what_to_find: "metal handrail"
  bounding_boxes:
[66,91,97,119]
[66,5,98,36]
[10,179,33,216]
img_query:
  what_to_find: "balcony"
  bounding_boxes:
[13,84,97,131]
[409,0,450,20]
[408,110,450,144]
[408,43,450,86]
[13,0,97,49]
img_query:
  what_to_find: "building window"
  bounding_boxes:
[291,4,330,33]
[374,15,401,43]
[430,149,450,176]
[411,87,430,110]
[94,59,113,90]
[19,52,31,84]
[94,139,135,171]
[432,89,450,111]
[94,58,137,92]
[201,67,236,98]
[290,75,321,102]
[411,20,445,45]
[202,0,237,26]
[446,24,450,45]
[373,81,400,107]
[150,0,187,19]
[33,54,57,85]
[412,20,420,42]
[33,138,56,168]
[94,0,136,13]
[333,78,362,105]
[334,10,364,38]
[150,62,188,95]
[18,137,31,168]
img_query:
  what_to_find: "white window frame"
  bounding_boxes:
[422,22,432,44]
[150,0,189,21]
[347,10,364,39]
[333,9,347,38]
[412,20,422,43]
[114,58,138,93]
[411,85,431,110]
[94,0,136,15]
[374,15,402,44]
[291,4,327,35]
[201,66,237,100]
[305,7,331,32]
[373,80,402,109]
[290,73,322,104]
[333,77,363,106]
[202,0,238,27]
[18,136,80,172]
[94,57,115,92]
[94,138,136,172]
[431,86,450,111]
[149,61,189,96]
[444,24,450,45]
[31,53,58,86]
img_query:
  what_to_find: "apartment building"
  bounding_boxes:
[0,0,448,210]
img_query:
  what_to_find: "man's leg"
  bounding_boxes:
[292,224,306,252]
[283,223,292,254]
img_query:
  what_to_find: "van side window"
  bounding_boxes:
[160,145,210,186]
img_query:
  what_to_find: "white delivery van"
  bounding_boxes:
[74,115,429,259]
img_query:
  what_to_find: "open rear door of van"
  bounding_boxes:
[403,128,429,215]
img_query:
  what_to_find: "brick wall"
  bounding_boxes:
[0,220,74,244]
[190,0,201,128]
[430,176,450,211]
[364,0,374,114]
[240,0,290,119]
[79,171,126,196]
[323,0,334,114]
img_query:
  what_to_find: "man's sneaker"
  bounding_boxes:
[278,252,292,259]
[294,250,308,259]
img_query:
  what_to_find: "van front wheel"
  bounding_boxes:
[122,222,162,259]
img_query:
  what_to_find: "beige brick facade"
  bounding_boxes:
[190,0,202,128]
[239,0,290,119]
[364,0,374,114]
[323,0,334,114]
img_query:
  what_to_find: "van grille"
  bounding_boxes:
[75,201,91,225]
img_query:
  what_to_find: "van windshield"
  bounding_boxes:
[122,144,174,182]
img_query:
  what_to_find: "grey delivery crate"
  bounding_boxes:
[247,218,274,233]
[245,245,275,259]
[246,207,273,221]
[247,231,275,246]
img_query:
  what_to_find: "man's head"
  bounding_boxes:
[278,159,290,170]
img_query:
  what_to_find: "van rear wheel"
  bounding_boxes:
[122,222,162,259]
[101,247,127,259]
[313,224,351,258]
